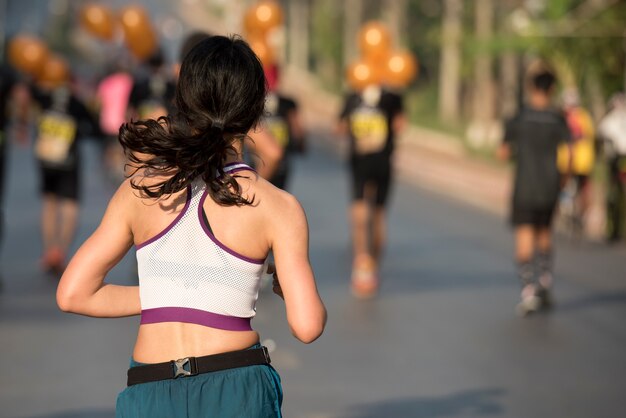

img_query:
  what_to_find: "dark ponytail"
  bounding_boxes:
[119,35,267,205]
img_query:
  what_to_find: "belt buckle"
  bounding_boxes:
[262,346,271,364]
[172,357,198,378]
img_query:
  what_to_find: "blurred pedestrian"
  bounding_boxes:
[557,88,595,232]
[56,35,326,417]
[337,84,406,298]
[597,92,626,242]
[31,76,101,275]
[264,63,306,190]
[497,70,571,316]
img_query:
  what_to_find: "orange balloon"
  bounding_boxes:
[126,27,157,60]
[243,8,261,37]
[8,35,49,76]
[358,21,392,60]
[346,59,382,91]
[248,36,274,67]
[244,1,283,35]
[119,6,157,60]
[80,4,114,40]
[382,50,418,88]
[37,55,69,88]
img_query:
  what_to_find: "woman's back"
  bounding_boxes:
[127,163,296,362]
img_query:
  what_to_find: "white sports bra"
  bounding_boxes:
[136,163,267,331]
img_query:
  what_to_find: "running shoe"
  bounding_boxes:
[516,294,541,317]
[41,247,66,276]
[351,254,378,299]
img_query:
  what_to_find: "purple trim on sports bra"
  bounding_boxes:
[226,167,257,176]
[140,307,252,331]
[224,161,246,169]
[136,185,192,250]
[198,188,266,265]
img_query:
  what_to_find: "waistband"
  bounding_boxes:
[126,346,271,386]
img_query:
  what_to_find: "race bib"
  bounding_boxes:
[35,111,77,165]
[350,107,388,155]
[266,116,289,148]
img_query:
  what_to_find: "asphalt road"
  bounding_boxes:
[0,134,625,418]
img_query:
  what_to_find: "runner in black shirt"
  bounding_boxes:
[338,85,406,298]
[498,70,571,316]
[31,81,101,274]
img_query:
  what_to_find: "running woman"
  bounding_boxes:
[337,84,406,298]
[497,70,571,316]
[56,36,326,417]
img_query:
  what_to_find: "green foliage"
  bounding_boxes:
[310,0,343,91]
[522,0,625,100]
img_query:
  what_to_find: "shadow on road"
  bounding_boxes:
[25,408,115,418]
[555,291,626,313]
[340,388,506,418]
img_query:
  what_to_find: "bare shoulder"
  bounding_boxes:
[236,172,306,223]
[259,180,307,228]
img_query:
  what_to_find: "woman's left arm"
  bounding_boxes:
[57,181,139,318]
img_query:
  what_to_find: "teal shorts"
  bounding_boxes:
[115,347,283,418]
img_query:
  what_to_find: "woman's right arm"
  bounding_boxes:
[269,193,326,344]
[56,181,139,318]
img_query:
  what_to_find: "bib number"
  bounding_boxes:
[35,112,77,165]
[350,108,388,155]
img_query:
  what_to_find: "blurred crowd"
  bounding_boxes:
[0,1,624,303]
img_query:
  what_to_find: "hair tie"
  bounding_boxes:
[210,121,224,136]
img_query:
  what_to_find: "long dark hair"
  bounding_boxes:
[119,35,266,205]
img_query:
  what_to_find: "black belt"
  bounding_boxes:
[127,346,271,386]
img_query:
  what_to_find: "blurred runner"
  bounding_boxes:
[264,64,305,190]
[557,88,595,236]
[498,70,571,316]
[30,77,102,275]
[597,92,626,243]
[337,84,406,298]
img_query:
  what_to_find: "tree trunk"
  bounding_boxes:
[288,0,310,71]
[472,0,495,124]
[343,0,363,68]
[499,52,519,119]
[438,0,463,123]
[382,0,407,45]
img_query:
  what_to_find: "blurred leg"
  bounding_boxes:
[58,198,79,255]
[535,226,553,289]
[350,200,369,261]
[41,193,58,253]
[515,225,539,314]
[514,224,535,265]
[372,206,386,263]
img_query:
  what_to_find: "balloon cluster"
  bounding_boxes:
[80,3,157,60]
[347,21,418,91]
[8,4,159,87]
[8,35,69,88]
[242,1,284,67]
